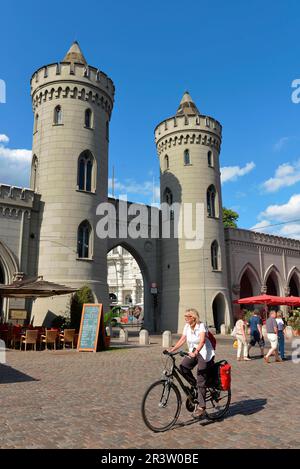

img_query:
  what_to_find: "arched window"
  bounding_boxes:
[85,108,93,128]
[34,114,39,133]
[207,185,217,217]
[77,150,95,192]
[77,220,92,259]
[31,155,38,192]
[184,149,190,165]
[164,187,173,205]
[164,155,169,171]
[211,240,219,270]
[208,151,213,167]
[54,105,62,125]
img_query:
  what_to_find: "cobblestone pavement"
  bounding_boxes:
[0,335,299,449]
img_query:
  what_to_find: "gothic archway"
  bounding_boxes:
[212,293,226,333]
[0,261,4,318]
[240,272,253,298]
[238,264,261,298]
[266,273,279,295]
[0,241,19,321]
[264,265,283,296]
[107,241,153,328]
[289,273,300,296]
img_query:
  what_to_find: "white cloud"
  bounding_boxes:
[252,194,300,240]
[261,194,300,221]
[250,220,275,234]
[0,134,9,143]
[0,135,31,187]
[0,146,32,162]
[262,161,300,193]
[273,136,290,152]
[221,162,255,183]
[108,178,160,204]
[278,223,300,240]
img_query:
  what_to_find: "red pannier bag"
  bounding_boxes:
[207,360,231,390]
[218,360,231,390]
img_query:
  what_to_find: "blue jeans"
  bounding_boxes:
[278,330,285,359]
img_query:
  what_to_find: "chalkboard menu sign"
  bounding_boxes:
[77,304,103,352]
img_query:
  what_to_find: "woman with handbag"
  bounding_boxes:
[235,312,251,361]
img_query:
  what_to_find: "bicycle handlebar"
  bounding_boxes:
[162,349,189,357]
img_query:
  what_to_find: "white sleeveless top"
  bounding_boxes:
[183,322,215,362]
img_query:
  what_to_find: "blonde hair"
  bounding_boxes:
[185,308,200,324]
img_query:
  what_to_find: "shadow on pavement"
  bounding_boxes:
[172,398,267,430]
[0,364,39,384]
[199,398,267,427]
[226,398,267,417]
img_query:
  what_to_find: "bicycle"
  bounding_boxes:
[141,350,231,432]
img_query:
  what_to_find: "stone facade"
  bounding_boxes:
[30,42,114,325]
[1,43,300,332]
[155,93,230,332]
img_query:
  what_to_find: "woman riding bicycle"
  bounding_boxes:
[168,308,215,418]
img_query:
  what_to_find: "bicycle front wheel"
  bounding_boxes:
[205,387,231,420]
[141,379,182,432]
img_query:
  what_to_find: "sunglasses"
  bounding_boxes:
[184,315,193,318]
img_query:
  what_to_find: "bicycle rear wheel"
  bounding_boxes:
[141,379,182,432]
[205,387,231,420]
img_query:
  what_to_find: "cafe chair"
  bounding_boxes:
[11,325,23,349]
[20,330,39,351]
[59,329,76,349]
[41,330,58,350]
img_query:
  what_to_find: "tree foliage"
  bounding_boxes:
[223,207,239,228]
[70,285,94,331]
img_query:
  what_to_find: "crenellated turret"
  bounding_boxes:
[30,42,114,117]
[30,42,114,325]
[155,92,232,333]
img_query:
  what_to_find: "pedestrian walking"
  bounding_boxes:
[264,310,281,363]
[248,309,265,358]
[276,311,286,360]
[235,312,251,361]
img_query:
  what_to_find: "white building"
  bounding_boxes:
[107,246,143,306]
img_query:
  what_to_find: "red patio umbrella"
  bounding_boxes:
[276,296,300,307]
[233,294,287,305]
[233,294,290,320]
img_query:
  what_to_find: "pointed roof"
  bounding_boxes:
[63,41,87,65]
[176,91,200,116]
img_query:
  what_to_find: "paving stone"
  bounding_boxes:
[0,337,299,448]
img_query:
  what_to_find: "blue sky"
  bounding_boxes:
[1,0,300,237]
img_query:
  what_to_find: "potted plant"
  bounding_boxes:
[288,309,300,336]
[103,306,122,348]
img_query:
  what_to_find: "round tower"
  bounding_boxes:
[30,42,114,325]
[155,92,232,333]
